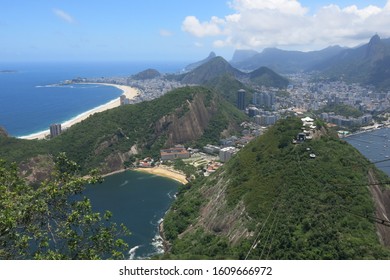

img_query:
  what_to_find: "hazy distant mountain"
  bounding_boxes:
[248,66,289,88]
[312,35,390,90]
[231,46,345,73]
[183,51,217,72]
[181,56,244,84]
[180,56,288,89]
[230,49,259,65]
[132,68,161,80]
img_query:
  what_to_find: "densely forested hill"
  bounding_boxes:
[0,86,246,178]
[162,118,390,259]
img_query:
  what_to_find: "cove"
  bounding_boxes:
[83,170,180,259]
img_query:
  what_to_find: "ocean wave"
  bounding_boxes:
[35,84,62,88]
[120,180,129,187]
[150,232,164,256]
[167,190,177,199]
[128,245,142,260]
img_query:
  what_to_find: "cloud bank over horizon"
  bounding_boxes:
[182,0,390,51]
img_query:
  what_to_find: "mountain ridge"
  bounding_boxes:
[180,56,289,89]
[230,45,346,73]
[311,35,390,89]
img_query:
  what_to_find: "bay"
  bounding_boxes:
[83,170,180,259]
[345,128,390,176]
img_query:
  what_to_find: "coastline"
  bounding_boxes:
[100,166,187,184]
[341,123,390,138]
[134,166,187,185]
[19,83,139,140]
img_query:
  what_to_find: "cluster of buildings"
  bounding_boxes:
[160,145,191,161]
[293,117,316,144]
[236,72,390,130]
[252,91,276,108]
[126,77,182,102]
[286,74,389,116]
[319,112,373,128]
[76,74,183,105]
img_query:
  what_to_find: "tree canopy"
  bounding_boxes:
[0,153,129,260]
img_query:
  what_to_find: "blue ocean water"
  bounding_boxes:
[83,170,180,259]
[0,61,186,137]
[345,128,390,176]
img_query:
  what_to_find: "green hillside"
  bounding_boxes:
[180,57,288,95]
[162,118,390,259]
[249,66,289,88]
[204,74,253,107]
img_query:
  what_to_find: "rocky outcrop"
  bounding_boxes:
[179,172,252,245]
[18,155,55,185]
[100,144,139,174]
[155,93,216,147]
[0,126,8,138]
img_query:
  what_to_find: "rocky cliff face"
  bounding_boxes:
[155,93,215,147]
[0,127,8,138]
[189,173,252,245]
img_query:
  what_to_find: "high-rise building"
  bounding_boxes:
[50,124,62,138]
[253,92,275,108]
[219,147,236,162]
[237,89,246,110]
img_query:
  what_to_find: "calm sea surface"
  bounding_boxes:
[345,128,390,176]
[83,170,180,259]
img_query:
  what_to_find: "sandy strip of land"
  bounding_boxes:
[20,83,139,140]
[134,167,187,184]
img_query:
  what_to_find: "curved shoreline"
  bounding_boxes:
[101,166,187,185]
[19,83,139,140]
[134,166,187,184]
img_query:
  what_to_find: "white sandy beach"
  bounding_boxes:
[20,83,139,140]
[101,166,187,184]
[134,166,187,184]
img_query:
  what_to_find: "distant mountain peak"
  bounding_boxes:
[366,34,385,61]
[184,52,218,72]
[132,68,161,80]
[207,51,217,59]
[369,34,381,45]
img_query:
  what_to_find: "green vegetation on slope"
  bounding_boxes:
[0,86,246,175]
[249,66,289,88]
[163,118,390,259]
[205,74,253,107]
[0,153,129,259]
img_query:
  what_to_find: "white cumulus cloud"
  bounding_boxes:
[182,16,225,37]
[182,0,390,50]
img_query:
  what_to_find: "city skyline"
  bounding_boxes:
[1,0,390,62]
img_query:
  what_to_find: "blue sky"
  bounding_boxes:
[0,0,389,62]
